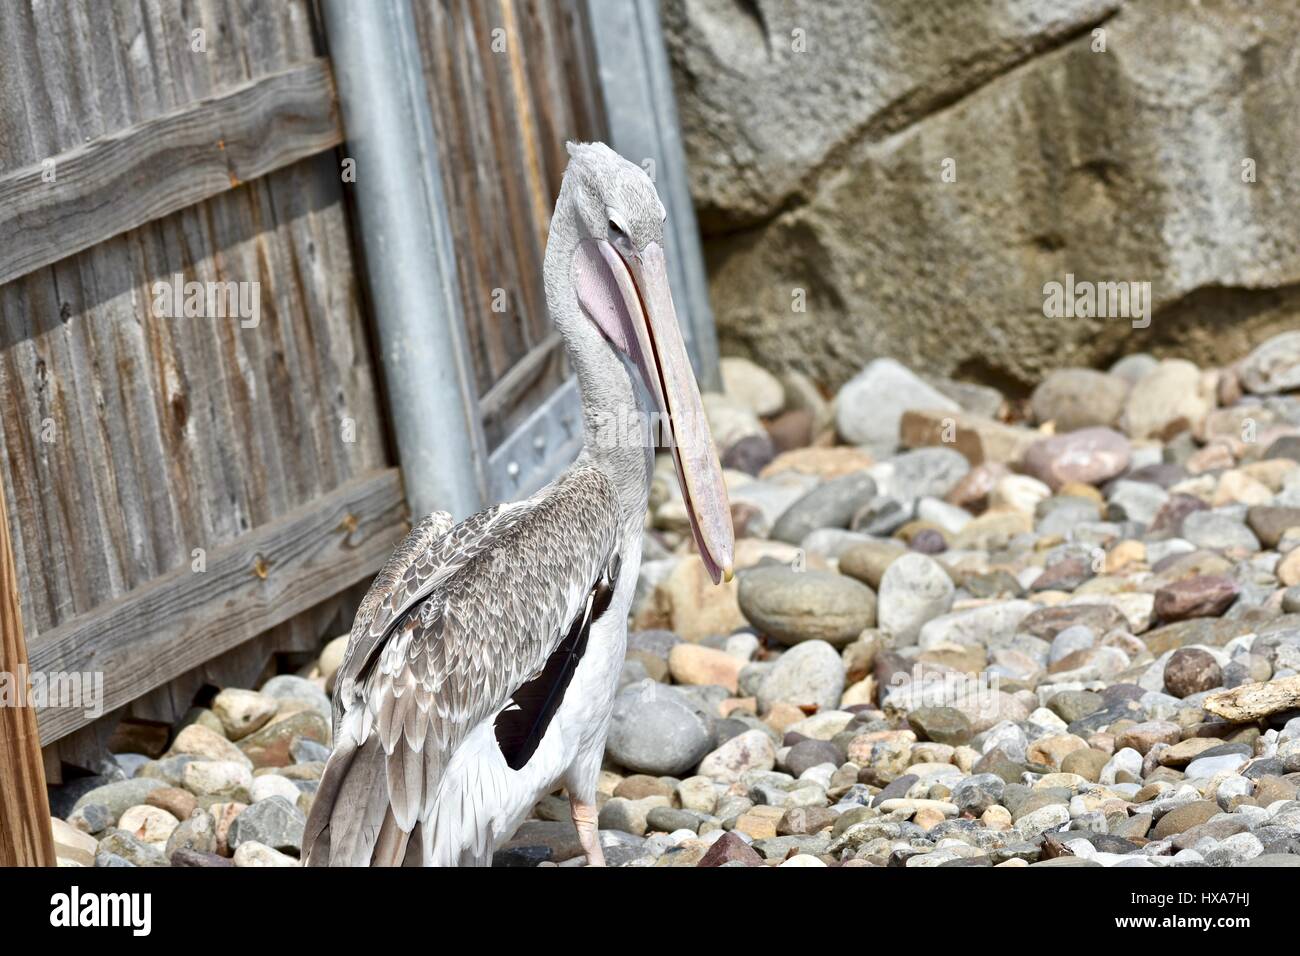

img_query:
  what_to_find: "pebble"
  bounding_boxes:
[697,730,777,783]
[756,640,845,713]
[876,552,955,645]
[1022,428,1131,490]
[834,358,959,449]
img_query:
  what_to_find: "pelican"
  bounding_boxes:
[303,142,734,866]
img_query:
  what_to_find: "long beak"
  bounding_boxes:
[579,239,735,583]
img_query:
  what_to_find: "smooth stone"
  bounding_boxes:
[1022,428,1130,491]
[606,682,714,777]
[770,471,878,544]
[876,552,954,645]
[738,566,876,647]
[756,640,845,713]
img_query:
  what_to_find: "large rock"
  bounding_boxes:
[606,682,714,777]
[671,0,1300,389]
[737,566,876,647]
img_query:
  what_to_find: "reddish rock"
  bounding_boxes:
[765,409,815,452]
[1114,720,1181,755]
[1021,428,1130,491]
[697,831,764,867]
[1149,494,1209,537]
[1163,647,1224,698]
[1031,557,1093,592]
[1020,604,1128,640]
[945,462,1009,512]
[1154,575,1238,622]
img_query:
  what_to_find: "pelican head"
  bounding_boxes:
[549,141,734,584]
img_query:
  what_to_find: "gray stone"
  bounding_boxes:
[606,682,714,776]
[1107,480,1170,526]
[70,778,168,826]
[226,796,305,854]
[1182,512,1261,552]
[771,471,878,544]
[757,641,846,713]
[1031,368,1129,431]
[96,829,168,867]
[1240,331,1300,394]
[738,566,876,647]
[872,447,970,502]
[876,552,954,645]
[833,358,958,448]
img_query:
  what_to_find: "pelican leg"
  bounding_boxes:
[569,794,605,867]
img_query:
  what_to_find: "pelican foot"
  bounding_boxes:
[570,795,605,867]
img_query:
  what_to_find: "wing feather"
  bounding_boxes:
[304,465,624,864]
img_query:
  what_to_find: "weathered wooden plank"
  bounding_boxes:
[30,468,407,744]
[0,475,54,865]
[0,57,341,286]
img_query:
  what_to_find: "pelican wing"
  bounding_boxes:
[304,465,623,865]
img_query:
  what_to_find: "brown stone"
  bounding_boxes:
[237,711,330,769]
[1163,647,1224,698]
[1114,720,1181,755]
[145,787,198,822]
[1060,747,1108,782]
[900,409,1038,465]
[838,541,907,589]
[945,462,1010,511]
[668,643,743,693]
[1246,507,1300,549]
[765,408,815,452]
[1020,604,1128,640]
[1154,575,1238,623]
[1152,800,1221,839]
[614,775,676,801]
[697,831,764,867]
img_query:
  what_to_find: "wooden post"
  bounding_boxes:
[0,488,55,866]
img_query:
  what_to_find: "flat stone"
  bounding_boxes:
[1152,800,1221,838]
[1154,575,1238,622]
[1022,428,1130,491]
[738,567,876,647]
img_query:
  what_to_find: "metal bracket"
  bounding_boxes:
[488,377,585,503]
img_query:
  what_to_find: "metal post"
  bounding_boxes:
[585,0,722,391]
[320,0,488,519]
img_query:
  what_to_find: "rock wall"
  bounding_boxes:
[664,0,1300,394]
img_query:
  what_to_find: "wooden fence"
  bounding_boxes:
[0,0,715,860]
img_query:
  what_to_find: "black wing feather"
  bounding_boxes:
[493,556,619,770]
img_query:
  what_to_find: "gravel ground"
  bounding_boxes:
[49,334,1300,867]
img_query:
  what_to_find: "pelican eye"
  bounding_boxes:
[607,218,627,242]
